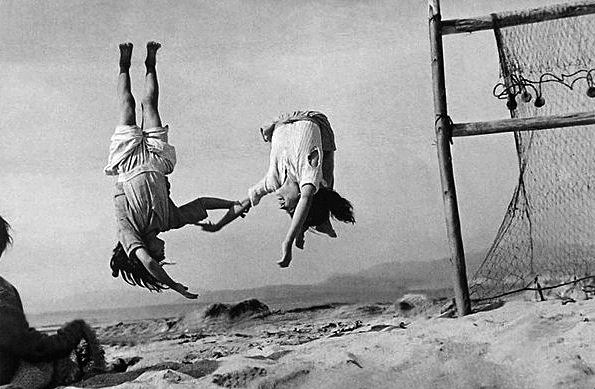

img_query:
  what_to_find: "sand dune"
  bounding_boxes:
[58,295,595,389]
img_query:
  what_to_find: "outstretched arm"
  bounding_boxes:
[1,312,89,363]
[134,247,198,299]
[278,184,316,268]
[199,198,251,232]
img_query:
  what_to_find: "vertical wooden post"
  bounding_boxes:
[428,0,471,316]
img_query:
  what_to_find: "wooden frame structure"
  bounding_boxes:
[428,0,595,315]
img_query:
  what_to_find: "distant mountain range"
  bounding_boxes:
[199,251,486,306]
[28,251,487,314]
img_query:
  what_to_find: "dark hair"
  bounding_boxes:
[110,242,168,292]
[0,216,12,258]
[305,187,355,228]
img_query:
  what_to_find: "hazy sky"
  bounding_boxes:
[0,0,562,312]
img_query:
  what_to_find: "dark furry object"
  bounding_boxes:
[8,320,106,388]
[52,320,107,386]
[110,242,169,292]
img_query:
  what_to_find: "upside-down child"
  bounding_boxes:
[105,42,250,299]
[246,110,355,268]
[259,111,341,247]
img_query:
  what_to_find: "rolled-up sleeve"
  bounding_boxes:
[249,169,281,207]
[298,147,322,192]
[248,176,275,207]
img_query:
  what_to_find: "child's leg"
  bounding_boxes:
[317,149,336,237]
[322,150,334,190]
[169,196,250,232]
[197,198,251,232]
[200,197,239,210]
[141,41,162,129]
[118,43,136,126]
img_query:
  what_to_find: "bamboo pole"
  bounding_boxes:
[429,0,472,316]
[442,1,595,35]
[452,111,595,137]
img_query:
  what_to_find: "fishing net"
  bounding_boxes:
[469,10,595,300]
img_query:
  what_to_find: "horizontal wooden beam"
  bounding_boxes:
[442,1,595,35]
[452,111,595,137]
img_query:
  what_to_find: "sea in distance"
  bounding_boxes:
[26,280,451,332]
[28,302,207,331]
[26,297,372,332]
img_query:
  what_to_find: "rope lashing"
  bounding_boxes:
[434,114,454,144]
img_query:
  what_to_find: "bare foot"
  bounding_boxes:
[145,41,161,68]
[119,42,133,69]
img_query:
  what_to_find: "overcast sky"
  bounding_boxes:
[0,0,561,312]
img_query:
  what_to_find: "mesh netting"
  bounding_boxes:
[469,11,595,300]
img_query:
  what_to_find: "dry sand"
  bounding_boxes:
[59,295,595,389]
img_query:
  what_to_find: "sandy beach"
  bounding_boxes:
[49,293,595,389]
[4,1,595,388]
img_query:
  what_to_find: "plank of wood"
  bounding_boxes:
[452,111,595,137]
[442,1,595,35]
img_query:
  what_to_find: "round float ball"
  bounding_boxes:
[521,91,532,103]
[587,86,595,98]
[534,96,545,108]
[506,97,517,110]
